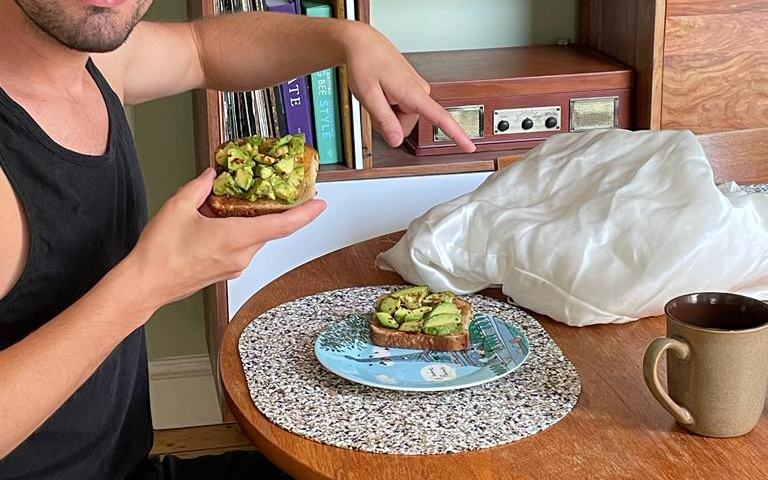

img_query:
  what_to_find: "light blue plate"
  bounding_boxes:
[315,313,530,392]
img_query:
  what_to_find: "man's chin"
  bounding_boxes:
[14,0,146,53]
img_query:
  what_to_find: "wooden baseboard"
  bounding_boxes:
[152,422,255,458]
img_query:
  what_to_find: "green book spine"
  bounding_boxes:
[303,0,343,165]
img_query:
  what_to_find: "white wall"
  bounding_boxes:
[371,0,578,52]
[227,172,491,315]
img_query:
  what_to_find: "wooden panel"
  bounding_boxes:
[405,46,632,100]
[579,0,666,129]
[495,154,524,170]
[699,128,768,184]
[356,0,370,23]
[152,422,253,456]
[188,0,233,423]
[405,46,631,85]
[661,52,768,132]
[667,0,768,16]
[665,13,768,56]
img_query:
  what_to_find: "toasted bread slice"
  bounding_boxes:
[207,141,319,217]
[370,295,473,351]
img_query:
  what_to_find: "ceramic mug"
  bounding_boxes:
[643,292,768,437]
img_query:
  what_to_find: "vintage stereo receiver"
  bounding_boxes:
[403,46,634,156]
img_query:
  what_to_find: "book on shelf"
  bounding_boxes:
[328,0,355,169]
[302,0,344,165]
[343,0,364,169]
[265,0,316,145]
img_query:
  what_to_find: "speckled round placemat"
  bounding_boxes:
[238,286,581,455]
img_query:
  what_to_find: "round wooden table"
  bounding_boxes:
[220,232,768,480]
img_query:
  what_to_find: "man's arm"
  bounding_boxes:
[0,170,325,458]
[0,260,153,458]
[99,13,475,151]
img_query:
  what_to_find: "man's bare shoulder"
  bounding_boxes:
[92,21,202,106]
[90,21,156,102]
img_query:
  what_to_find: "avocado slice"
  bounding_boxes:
[255,164,273,179]
[274,181,299,202]
[401,294,423,310]
[268,134,293,156]
[426,302,459,319]
[274,157,295,175]
[423,322,462,335]
[273,146,289,158]
[398,321,421,333]
[287,165,304,188]
[390,286,429,299]
[226,148,250,170]
[215,142,236,167]
[288,134,305,157]
[423,291,456,305]
[404,306,432,322]
[252,179,275,200]
[375,312,398,329]
[213,172,240,196]
[393,308,409,324]
[258,155,278,165]
[234,168,254,191]
[423,313,462,335]
[378,296,401,314]
[245,135,264,148]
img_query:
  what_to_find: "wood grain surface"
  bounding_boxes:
[220,232,768,480]
[187,0,233,422]
[152,423,254,458]
[665,13,768,56]
[700,128,768,184]
[666,0,768,16]
[662,4,768,132]
[662,52,768,132]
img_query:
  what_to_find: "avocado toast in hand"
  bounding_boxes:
[207,134,319,217]
[371,286,473,351]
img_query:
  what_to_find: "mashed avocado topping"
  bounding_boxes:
[212,134,306,203]
[375,286,463,335]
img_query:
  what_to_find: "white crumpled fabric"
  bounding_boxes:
[376,129,768,326]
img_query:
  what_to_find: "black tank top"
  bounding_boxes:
[0,59,152,479]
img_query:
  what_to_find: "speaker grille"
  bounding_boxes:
[569,97,619,132]
[434,105,484,142]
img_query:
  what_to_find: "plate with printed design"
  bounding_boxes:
[315,313,530,392]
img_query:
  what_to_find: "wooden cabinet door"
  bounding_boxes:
[662,1,768,132]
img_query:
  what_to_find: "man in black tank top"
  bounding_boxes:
[0,2,474,479]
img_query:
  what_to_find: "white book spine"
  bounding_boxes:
[345,0,364,170]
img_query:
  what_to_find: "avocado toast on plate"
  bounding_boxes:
[371,286,473,351]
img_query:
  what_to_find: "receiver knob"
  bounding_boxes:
[497,120,510,132]
[522,118,534,130]
[545,117,558,129]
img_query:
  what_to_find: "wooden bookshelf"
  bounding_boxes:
[316,133,524,181]
[187,0,647,184]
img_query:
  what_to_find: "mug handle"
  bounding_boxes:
[643,337,694,426]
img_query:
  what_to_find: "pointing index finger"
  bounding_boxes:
[412,95,476,153]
